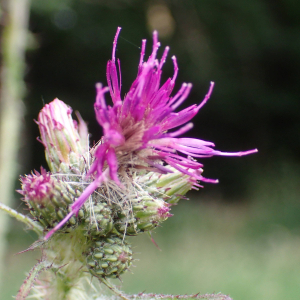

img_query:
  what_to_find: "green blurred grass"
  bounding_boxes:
[3,162,300,299]
[119,201,300,300]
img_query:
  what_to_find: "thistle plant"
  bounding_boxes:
[0,27,257,300]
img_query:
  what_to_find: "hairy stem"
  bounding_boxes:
[16,257,52,300]
[0,202,44,236]
[98,277,130,300]
[126,293,233,300]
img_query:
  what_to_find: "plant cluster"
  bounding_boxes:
[1,28,256,300]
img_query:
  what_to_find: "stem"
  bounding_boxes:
[126,293,233,300]
[16,256,52,300]
[0,202,44,236]
[98,277,130,300]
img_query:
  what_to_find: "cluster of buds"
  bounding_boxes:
[16,28,256,299]
[19,98,197,281]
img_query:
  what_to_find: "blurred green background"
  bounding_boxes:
[1,0,300,299]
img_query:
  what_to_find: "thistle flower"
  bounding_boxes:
[45,27,257,239]
[37,98,88,174]
[90,28,256,182]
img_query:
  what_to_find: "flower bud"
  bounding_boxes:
[37,98,88,174]
[84,201,114,237]
[20,168,85,230]
[140,168,201,204]
[113,191,172,235]
[86,236,133,278]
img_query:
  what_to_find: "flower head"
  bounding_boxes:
[90,27,257,183]
[19,168,53,203]
[45,28,257,239]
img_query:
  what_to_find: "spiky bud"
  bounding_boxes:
[140,168,201,204]
[113,191,172,235]
[37,98,88,174]
[84,200,114,237]
[19,168,85,230]
[86,236,133,278]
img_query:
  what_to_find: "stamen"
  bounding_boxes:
[112,27,122,62]
[95,83,109,109]
[159,46,169,70]
[213,148,258,157]
[168,83,187,106]
[139,39,147,67]
[167,123,194,137]
[171,56,178,83]
[198,81,215,110]
[171,83,192,110]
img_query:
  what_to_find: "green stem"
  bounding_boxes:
[98,277,130,300]
[16,257,52,300]
[126,293,233,300]
[0,202,43,236]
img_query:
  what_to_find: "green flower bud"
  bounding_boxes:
[19,168,85,230]
[86,236,133,278]
[113,191,172,235]
[84,200,114,237]
[140,167,201,204]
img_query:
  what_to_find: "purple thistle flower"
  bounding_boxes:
[45,27,257,239]
[90,28,256,181]
[19,168,53,203]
